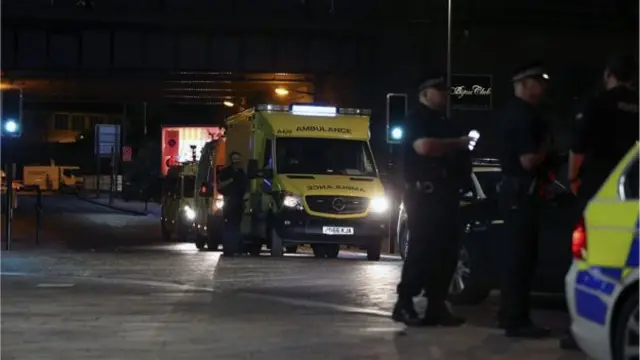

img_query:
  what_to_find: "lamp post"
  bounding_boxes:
[446,0,453,119]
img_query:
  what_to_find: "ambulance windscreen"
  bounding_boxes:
[275,138,377,177]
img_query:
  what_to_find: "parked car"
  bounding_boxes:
[395,158,574,305]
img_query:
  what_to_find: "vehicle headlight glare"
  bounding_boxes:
[370,196,389,213]
[282,194,303,209]
[215,198,224,209]
[183,205,196,220]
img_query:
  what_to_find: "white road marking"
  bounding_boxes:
[241,292,393,318]
[36,283,75,288]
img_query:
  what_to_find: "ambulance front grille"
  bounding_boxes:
[305,196,369,215]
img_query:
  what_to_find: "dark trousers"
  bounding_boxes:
[498,194,540,327]
[223,206,243,255]
[397,191,460,312]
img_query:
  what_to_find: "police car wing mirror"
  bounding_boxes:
[199,182,213,198]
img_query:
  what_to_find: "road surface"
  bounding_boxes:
[1,195,585,359]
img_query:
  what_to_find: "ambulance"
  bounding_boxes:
[565,142,639,360]
[223,104,389,260]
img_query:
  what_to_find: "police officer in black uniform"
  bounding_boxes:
[392,73,472,326]
[569,53,639,201]
[219,151,248,257]
[561,54,638,350]
[497,62,552,338]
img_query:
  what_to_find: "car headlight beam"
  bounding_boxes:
[282,193,303,210]
[183,205,196,220]
[370,196,389,213]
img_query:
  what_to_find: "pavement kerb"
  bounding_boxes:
[76,196,149,216]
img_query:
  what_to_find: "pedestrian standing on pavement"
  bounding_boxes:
[560,54,638,350]
[219,151,248,257]
[392,72,472,327]
[496,62,552,338]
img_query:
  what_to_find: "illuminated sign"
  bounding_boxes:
[306,185,365,192]
[451,75,493,111]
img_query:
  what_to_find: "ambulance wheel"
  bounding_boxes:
[312,245,326,258]
[207,223,221,252]
[178,222,190,243]
[366,238,382,261]
[285,245,299,254]
[612,289,639,360]
[161,220,172,242]
[270,228,283,257]
[195,235,206,250]
[249,243,262,256]
[325,245,340,259]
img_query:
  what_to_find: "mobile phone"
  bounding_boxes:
[468,130,480,150]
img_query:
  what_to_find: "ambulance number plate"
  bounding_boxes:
[322,226,354,235]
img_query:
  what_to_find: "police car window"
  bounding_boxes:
[623,157,638,200]
[276,138,377,176]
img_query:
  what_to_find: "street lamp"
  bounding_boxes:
[446,0,453,118]
[223,100,234,107]
[274,87,290,97]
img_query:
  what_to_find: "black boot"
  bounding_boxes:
[392,298,421,326]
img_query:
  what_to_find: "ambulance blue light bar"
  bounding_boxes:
[256,104,371,116]
[291,105,336,117]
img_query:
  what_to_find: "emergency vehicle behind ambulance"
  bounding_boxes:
[225,104,389,260]
[565,142,639,360]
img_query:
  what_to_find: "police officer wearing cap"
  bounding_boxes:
[569,54,639,201]
[496,62,552,338]
[392,73,472,326]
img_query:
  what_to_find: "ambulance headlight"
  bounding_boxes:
[282,193,303,210]
[370,196,389,213]
[183,205,196,220]
[214,197,224,210]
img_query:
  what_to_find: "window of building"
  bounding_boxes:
[71,115,85,131]
[54,114,69,130]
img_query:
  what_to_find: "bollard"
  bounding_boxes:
[35,187,43,245]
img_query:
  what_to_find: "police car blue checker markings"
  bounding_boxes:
[573,218,639,326]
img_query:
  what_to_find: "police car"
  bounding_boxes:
[396,158,574,305]
[565,142,639,360]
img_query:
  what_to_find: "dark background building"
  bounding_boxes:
[1,0,638,168]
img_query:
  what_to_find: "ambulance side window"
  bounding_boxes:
[263,139,273,169]
[623,157,638,200]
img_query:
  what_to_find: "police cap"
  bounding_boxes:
[511,61,550,82]
[418,71,447,93]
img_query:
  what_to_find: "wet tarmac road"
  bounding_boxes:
[1,195,586,359]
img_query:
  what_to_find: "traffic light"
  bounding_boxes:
[1,88,22,138]
[386,93,407,144]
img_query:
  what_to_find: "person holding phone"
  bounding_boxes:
[392,71,473,327]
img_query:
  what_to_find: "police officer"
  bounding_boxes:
[569,54,639,201]
[219,151,248,257]
[561,54,638,350]
[496,62,552,338]
[392,73,472,326]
